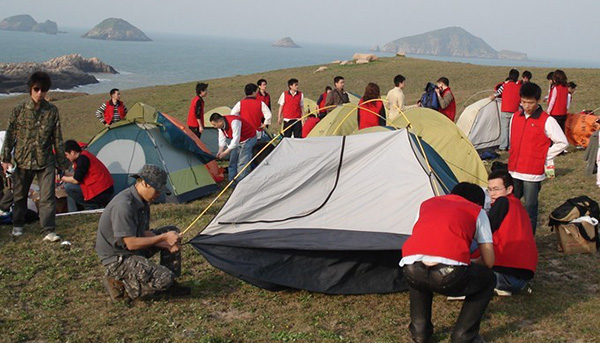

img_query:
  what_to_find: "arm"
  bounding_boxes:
[95,103,107,124]
[217,120,242,158]
[216,129,227,157]
[300,93,306,123]
[230,101,242,116]
[492,83,504,99]
[437,90,453,110]
[195,100,204,132]
[547,87,557,113]
[477,243,495,268]
[277,93,285,125]
[545,116,569,163]
[261,102,272,127]
[1,107,18,171]
[488,197,509,233]
[472,209,495,268]
[123,104,128,115]
[123,230,180,251]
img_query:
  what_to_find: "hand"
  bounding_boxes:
[2,162,13,174]
[545,164,555,178]
[199,127,204,133]
[278,117,283,125]
[169,243,181,253]
[488,95,496,101]
[163,231,181,247]
[105,123,110,127]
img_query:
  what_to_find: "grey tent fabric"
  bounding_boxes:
[457,98,502,150]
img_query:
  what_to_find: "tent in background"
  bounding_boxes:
[456,98,502,150]
[87,103,221,203]
[191,129,457,294]
[202,106,232,156]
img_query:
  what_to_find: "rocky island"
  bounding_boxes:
[82,18,152,42]
[0,54,117,93]
[272,37,301,48]
[0,14,60,34]
[380,26,528,60]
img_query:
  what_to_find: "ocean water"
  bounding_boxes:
[1,27,598,96]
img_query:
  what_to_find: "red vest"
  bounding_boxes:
[508,109,551,175]
[103,101,126,125]
[549,84,568,116]
[438,87,456,122]
[357,99,384,130]
[302,117,320,138]
[76,151,114,201]
[222,115,256,143]
[493,195,538,272]
[402,195,481,264]
[187,96,204,128]
[256,91,271,109]
[501,81,522,113]
[282,91,303,119]
[240,97,263,131]
[318,92,328,115]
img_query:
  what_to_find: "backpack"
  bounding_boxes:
[420,82,440,110]
[549,196,600,253]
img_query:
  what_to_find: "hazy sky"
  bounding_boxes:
[2,0,598,61]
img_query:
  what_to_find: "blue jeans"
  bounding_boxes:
[499,111,513,150]
[494,272,529,294]
[512,179,541,234]
[65,183,114,212]
[228,136,257,182]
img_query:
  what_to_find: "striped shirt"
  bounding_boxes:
[95,101,128,124]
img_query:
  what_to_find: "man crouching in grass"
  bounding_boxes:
[95,164,190,301]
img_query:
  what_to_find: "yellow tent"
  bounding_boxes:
[204,106,232,128]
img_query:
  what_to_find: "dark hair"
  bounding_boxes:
[508,69,519,82]
[393,74,406,87]
[361,82,380,102]
[64,139,82,153]
[209,112,223,122]
[520,82,542,101]
[488,169,514,188]
[257,79,267,86]
[567,81,577,89]
[109,88,119,96]
[287,78,298,88]
[28,71,51,92]
[553,69,568,86]
[437,77,449,86]
[546,71,554,81]
[522,70,532,80]
[245,83,258,96]
[334,76,344,84]
[450,182,485,206]
[325,86,332,92]
[196,82,209,96]
[490,161,508,173]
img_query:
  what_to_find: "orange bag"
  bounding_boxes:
[565,111,600,147]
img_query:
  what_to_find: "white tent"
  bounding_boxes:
[457,98,502,150]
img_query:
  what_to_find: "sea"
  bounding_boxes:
[1,27,599,96]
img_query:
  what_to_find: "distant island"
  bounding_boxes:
[273,37,301,48]
[0,54,117,93]
[82,18,152,42]
[0,14,60,35]
[381,26,527,61]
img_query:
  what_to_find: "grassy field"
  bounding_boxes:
[1,57,600,343]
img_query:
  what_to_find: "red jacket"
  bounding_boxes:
[240,97,263,131]
[256,91,271,109]
[282,91,303,119]
[402,194,481,264]
[104,101,126,125]
[222,115,256,143]
[493,195,538,272]
[357,99,385,130]
[438,87,456,122]
[501,81,522,113]
[187,96,204,128]
[76,151,114,201]
[548,84,568,116]
[302,117,320,138]
[318,92,328,115]
[508,108,551,175]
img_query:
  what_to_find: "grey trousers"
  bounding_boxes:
[12,165,56,234]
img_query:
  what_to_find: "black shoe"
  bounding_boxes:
[166,281,191,296]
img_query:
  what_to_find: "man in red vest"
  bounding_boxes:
[401,182,495,343]
[95,88,128,127]
[508,82,568,233]
[231,83,272,140]
[187,82,209,139]
[277,78,305,138]
[490,69,522,151]
[435,77,456,122]
[486,169,538,296]
[61,140,114,211]
[210,113,257,182]
[256,79,271,110]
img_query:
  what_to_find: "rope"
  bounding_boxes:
[457,89,495,114]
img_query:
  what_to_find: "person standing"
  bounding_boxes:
[357,83,386,130]
[277,78,304,138]
[547,70,569,132]
[210,113,258,182]
[95,88,128,126]
[567,81,577,111]
[324,76,350,113]
[400,183,495,343]
[256,79,271,110]
[386,74,417,123]
[521,70,532,83]
[490,69,522,151]
[61,140,114,212]
[1,72,71,241]
[231,83,272,140]
[435,77,456,122]
[187,82,209,139]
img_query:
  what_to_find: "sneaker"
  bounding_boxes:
[11,227,24,237]
[494,289,512,297]
[43,232,61,242]
[447,295,466,301]
[165,281,191,296]
[103,275,125,302]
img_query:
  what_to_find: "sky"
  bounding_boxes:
[1,0,598,61]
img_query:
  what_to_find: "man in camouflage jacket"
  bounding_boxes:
[1,72,70,241]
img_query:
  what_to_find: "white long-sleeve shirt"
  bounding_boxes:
[509,109,569,182]
[230,98,273,126]
[218,119,243,150]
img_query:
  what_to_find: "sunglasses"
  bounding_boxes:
[32,86,48,93]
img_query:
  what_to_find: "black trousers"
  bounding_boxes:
[283,120,302,138]
[403,262,496,343]
[553,114,567,133]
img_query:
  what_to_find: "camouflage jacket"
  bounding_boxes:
[1,99,71,170]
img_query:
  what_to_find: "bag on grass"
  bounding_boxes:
[549,196,599,253]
